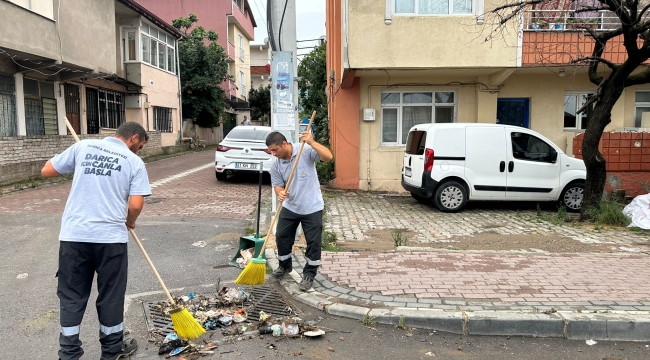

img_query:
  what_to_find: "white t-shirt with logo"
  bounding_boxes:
[51,137,151,243]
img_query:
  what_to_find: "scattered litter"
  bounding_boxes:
[328,347,334,352]
[163,333,178,343]
[339,336,344,341]
[623,193,650,229]
[272,324,282,337]
[158,339,185,355]
[304,330,325,337]
[282,323,299,335]
[259,326,273,334]
[259,311,270,322]
[233,309,247,323]
[424,351,435,357]
[170,346,189,356]
[192,241,207,248]
[237,248,255,268]
[293,351,303,356]
[586,339,597,346]
[16,273,28,280]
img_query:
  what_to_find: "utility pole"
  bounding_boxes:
[269,0,298,142]
[268,0,299,229]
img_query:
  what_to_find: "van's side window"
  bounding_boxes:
[405,131,427,155]
[511,132,556,163]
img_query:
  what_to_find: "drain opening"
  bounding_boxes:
[143,285,297,335]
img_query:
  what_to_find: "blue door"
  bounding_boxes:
[497,98,530,128]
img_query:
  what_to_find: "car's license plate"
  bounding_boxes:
[235,163,258,169]
[404,167,412,177]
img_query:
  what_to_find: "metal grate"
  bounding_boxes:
[0,74,15,137]
[142,285,297,335]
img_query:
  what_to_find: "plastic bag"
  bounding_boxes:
[623,193,650,230]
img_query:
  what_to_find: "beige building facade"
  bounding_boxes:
[327,0,650,191]
[0,0,183,146]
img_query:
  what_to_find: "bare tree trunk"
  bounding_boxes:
[579,80,624,220]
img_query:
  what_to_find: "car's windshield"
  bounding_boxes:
[226,128,271,141]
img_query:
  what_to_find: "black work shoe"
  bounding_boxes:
[100,338,138,360]
[299,276,314,291]
[272,267,291,279]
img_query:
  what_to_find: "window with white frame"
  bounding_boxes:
[381,91,456,145]
[564,92,595,130]
[240,71,246,99]
[634,91,650,127]
[122,28,137,62]
[239,34,244,61]
[139,22,176,74]
[394,0,474,15]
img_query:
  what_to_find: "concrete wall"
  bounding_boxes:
[347,0,519,70]
[0,132,161,186]
[140,64,181,146]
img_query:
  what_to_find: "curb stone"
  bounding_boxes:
[270,251,650,341]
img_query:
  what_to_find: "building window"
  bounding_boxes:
[634,91,650,127]
[239,34,244,61]
[564,92,594,130]
[140,22,176,74]
[122,28,137,62]
[98,89,125,129]
[240,71,246,99]
[394,0,473,15]
[23,78,58,136]
[0,74,16,137]
[233,0,244,10]
[153,106,173,132]
[380,91,456,145]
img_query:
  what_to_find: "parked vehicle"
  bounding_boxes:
[401,123,586,212]
[215,126,273,181]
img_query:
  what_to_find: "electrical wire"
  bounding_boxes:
[266,0,277,51]
[278,0,289,51]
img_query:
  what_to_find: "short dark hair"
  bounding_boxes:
[266,131,287,146]
[116,122,149,142]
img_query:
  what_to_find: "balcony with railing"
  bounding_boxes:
[521,9,637,66]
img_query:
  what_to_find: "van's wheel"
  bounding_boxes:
[560,182,584,212]
[410,192,429,204]
[434,181,467,212]
[215,171,227,181]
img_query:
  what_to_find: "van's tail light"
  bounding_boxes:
[424,148,434,172]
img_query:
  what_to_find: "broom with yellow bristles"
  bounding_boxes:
[63,117,205,340]
[235,111,316,286]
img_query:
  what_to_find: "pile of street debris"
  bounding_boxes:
[148,286,325,358]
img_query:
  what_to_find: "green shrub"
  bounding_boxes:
[316,159,334,185]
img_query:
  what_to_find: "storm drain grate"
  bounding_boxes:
[143,285,297,335]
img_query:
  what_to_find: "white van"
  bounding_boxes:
[401,123,586,212]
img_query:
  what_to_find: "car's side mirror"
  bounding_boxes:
[550,150,558,163]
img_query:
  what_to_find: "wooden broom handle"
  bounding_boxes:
[65,117,177,306]
[64,116,80,143]
[129,228,176,305]
[259,111,316,254]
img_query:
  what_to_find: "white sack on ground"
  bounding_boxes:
[622,193,650,230]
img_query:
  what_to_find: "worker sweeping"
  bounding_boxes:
[41,122,150,360]
[266,129,333,291]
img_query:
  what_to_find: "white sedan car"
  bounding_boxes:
[214,126,274,181]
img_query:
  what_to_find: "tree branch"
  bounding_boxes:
[572,56,619,70]
[624,66,650,86]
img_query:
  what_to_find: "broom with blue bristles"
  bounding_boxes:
[64,117,205,340]
[235,111,316,286]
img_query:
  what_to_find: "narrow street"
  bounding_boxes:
[1,149,648,359]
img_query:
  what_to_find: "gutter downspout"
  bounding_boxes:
[176,37,183,142]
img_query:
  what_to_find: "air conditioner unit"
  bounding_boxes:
[362,108,375,121]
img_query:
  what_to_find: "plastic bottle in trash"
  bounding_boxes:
[259,326,273,334]
[271,324,281,337]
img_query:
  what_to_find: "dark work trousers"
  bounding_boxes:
[275,208,323,279]
[57,241,128,360]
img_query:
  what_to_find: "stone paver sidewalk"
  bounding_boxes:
[319,252,650,310]
[324,191,650,246]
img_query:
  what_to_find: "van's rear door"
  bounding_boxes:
[403,129,427,187]
[465,126,508,199]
